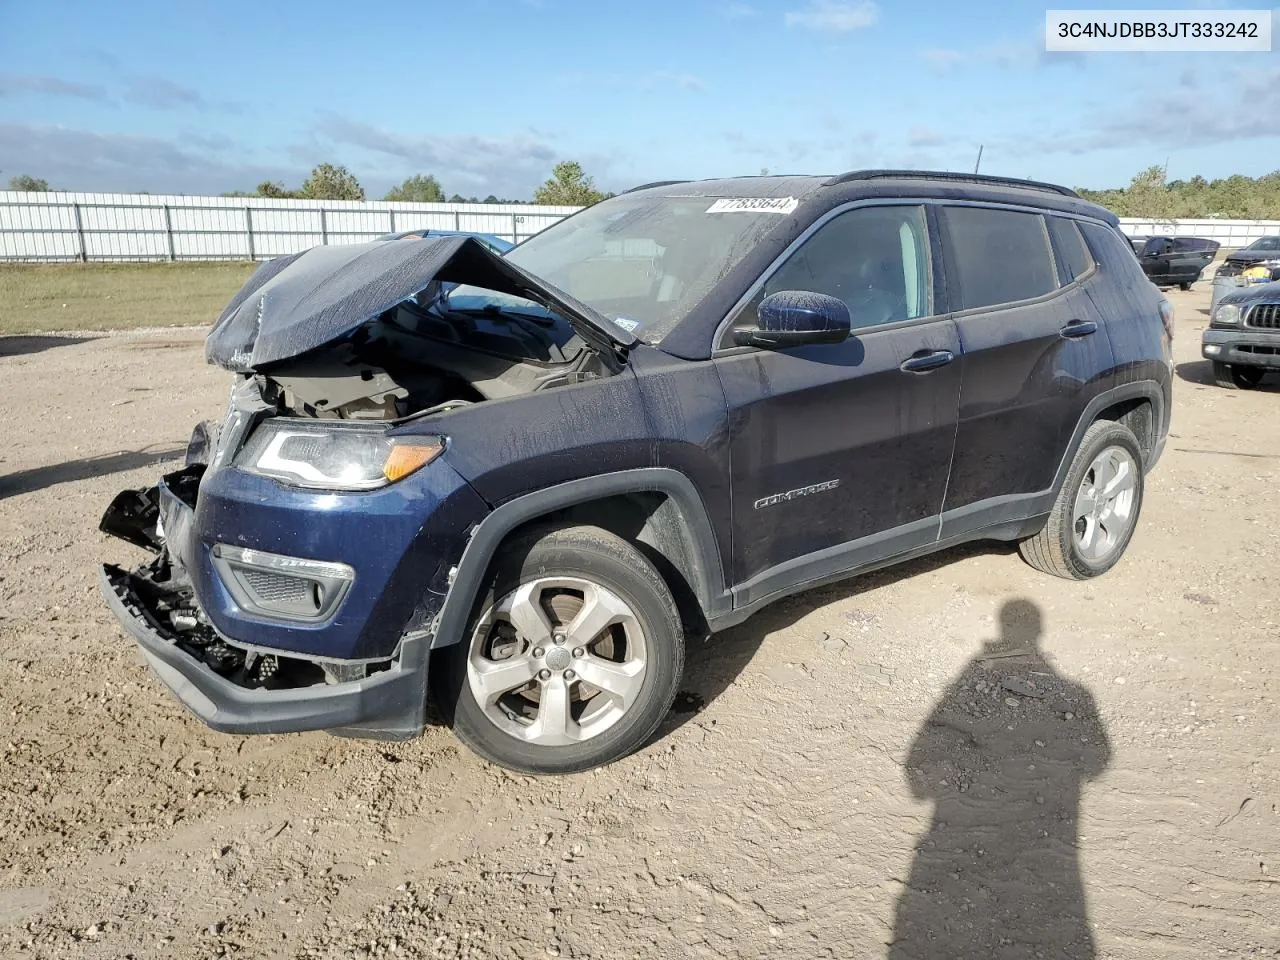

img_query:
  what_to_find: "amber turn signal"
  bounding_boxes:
[382,440,444,483]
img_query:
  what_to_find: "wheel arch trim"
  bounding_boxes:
[429,469,729,649]
[1059,380,1167,487]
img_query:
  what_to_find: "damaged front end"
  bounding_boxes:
[99,236,612,738]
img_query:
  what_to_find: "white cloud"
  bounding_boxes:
[785,0,879,33]
[0,72,107,101]
[720,2,758,18]
[0,122,296,194]
[907,128,950,148]
[918,48,965,71]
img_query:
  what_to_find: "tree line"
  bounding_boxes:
[12,164,1280,218]
[220,160,611,205]
[1076,166,1280,220]
[4,160,611,206]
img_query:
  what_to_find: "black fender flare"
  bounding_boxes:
[429,468,729,649]
[1052,379,1168,492]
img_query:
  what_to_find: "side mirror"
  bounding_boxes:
[733,291,851,349]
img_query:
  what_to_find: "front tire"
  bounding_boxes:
[434,525,683,775]
[1212,361,1265,390]
[1019,421,1145,580]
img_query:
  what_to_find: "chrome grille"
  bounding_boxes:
[1246,303,1280,329]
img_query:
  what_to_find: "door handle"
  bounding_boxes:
[899,349,955,373]
[1060,319,1098,339]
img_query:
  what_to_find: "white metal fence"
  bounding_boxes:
[1118,217,1279,249]
[1,191,1277,263]
[0,192,582,263]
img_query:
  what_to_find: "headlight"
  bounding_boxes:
[1214,303,1242,326]
[236,421,444,490]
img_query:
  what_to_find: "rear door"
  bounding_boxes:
[1139,237,1173,284]
[1169,237,1217,285]
[714,204,962,601]
[937,206,1114,539]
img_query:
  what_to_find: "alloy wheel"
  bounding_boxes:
[466,577,648,746]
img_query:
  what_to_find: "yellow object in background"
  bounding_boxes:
[1243,265,1271,281]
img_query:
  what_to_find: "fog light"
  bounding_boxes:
[1204,344,1222,355]
[212,544,354,622]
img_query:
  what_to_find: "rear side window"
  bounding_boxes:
[1046,217,1093,284]
[1172,237,1217,253]
[1080,222,1148,285]
[939,206,1057,311]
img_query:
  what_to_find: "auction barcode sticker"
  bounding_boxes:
[706,197,799,215]
[1046,9,1272,51]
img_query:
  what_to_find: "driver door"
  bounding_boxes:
[713,204,962,603]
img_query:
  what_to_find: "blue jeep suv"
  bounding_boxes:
[100,171,1174,774]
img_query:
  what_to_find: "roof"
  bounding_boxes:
[626,169,1114,224]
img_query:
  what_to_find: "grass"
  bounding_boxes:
[0,261,256,335]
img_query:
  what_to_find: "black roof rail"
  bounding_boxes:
[621,179,691,194]
[824,169,1080,199]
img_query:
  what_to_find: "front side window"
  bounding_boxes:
[738,205,931,335]
[939,206,1058,310]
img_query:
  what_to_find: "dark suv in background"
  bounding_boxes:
[101,171,1174,774]
[1130,235,1220,289]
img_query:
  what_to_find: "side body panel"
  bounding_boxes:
[942,283,1115,516]
[716,322,961,595]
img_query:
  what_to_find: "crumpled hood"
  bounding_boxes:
[1226,249,1280,265]
[206,235,634,372]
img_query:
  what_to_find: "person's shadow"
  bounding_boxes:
[890,599,1111,959]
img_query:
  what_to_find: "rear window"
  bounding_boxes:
[1046,217,1093,284]
[939,206,1057,311]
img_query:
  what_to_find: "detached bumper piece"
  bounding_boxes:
[99,562,432,739]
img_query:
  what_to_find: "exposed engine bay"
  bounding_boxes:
[258,295,615,420]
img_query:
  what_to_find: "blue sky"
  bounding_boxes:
[0,0,1277,198]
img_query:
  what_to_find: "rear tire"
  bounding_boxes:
[1212,361,1264,390]
[433,524,683,775]
[1178,282,1191,291]
[1019,421,1145,580]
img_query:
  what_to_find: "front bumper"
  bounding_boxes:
[1202,327,1280,369]
[98,417,489,738]
[100,563,431,737]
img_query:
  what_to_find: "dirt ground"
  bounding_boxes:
[1,285,1277,959]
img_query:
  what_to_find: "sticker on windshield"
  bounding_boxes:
[612,316,641,333]
[706,197,799,215]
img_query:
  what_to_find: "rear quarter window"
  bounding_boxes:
[1080,222,1148,287]
[1046,217,1094,284]
[939,206,1058,311]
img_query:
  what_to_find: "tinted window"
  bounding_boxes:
[940,206,1057,310]
[752,205,930,331]
[1145,237,1171,256]
[1172,237,1215,253]
[1245,236,1280,252]
[1046,217,1093,284]
[1081,222,1148,286]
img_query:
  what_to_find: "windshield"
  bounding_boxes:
[1244,237,1280,252]
[448,195,791,343]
